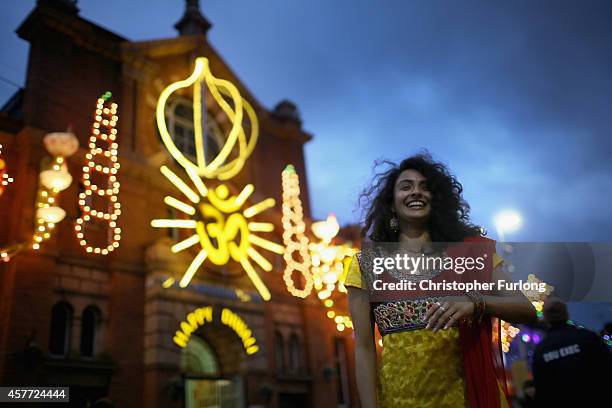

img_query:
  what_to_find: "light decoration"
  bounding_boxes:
[281,165,312,298]
[309,214,356,331]
[156,57,258,180]
[152,58,282,301]
[74,92,122,255]
[151,170,281,300]
[1,133,78,262]
[500,323,521,353]
[172,306,259,355]
[0,144,14,196]
[281,165,357,332]
[500,273,554,353]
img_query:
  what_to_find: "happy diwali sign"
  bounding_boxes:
[173,305,259,355]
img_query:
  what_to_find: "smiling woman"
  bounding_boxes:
[347,152,536,408]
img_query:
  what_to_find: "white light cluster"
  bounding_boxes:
[75,97,122,255]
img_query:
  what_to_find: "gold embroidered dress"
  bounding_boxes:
[345,253,508,408]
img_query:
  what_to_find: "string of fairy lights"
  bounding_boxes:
[75,92,122,255]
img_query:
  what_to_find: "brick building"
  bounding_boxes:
[0,1,358,407]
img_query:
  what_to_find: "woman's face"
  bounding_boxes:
[393,169,432,223]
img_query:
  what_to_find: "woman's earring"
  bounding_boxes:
[389,216,399,232]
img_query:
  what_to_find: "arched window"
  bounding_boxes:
[164,96,224,163]
[274,331,285,373]
[288,333,301,373]
[49,301,73,356]
[80,306,101,357]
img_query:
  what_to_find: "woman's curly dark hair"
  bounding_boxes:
[359,152,483,242]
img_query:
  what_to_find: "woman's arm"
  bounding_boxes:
[484,263,538,324]
[426,264,537,331]
[348,286,377,408]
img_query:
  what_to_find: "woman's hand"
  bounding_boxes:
[424,296,474,332]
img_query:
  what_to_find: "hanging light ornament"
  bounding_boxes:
[1,131,78,261]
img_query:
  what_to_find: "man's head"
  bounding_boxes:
[543,297,569,326]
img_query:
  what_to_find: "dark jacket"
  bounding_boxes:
[532,323,612,406]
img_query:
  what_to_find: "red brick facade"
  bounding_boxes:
[0,1,358,407]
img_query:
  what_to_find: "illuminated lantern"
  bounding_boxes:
[43,131,79,158]
[74,93,122,255]
[36,206,66,224]
[40,162,73,192]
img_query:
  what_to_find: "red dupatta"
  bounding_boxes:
[458,236,509,408]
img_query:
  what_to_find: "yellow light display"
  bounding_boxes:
[500,274,554,352]
[173,306,259,355]
[221,308,259,354]
[156,57,258,180]
[75,95,122,255]
[151,169,280,300]
[281,165,357,331]
[153,57,282,302]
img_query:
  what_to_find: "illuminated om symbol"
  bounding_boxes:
[196,203,249,265]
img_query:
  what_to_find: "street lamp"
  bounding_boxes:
[494,209,522,242]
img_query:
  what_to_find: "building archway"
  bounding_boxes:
[182,325,246,408]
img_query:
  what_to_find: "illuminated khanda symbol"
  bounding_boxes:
[156,57,258,180]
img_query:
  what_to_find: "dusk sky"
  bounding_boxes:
[2,0,612,242]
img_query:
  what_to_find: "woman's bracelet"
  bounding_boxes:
[466,290,486,323]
